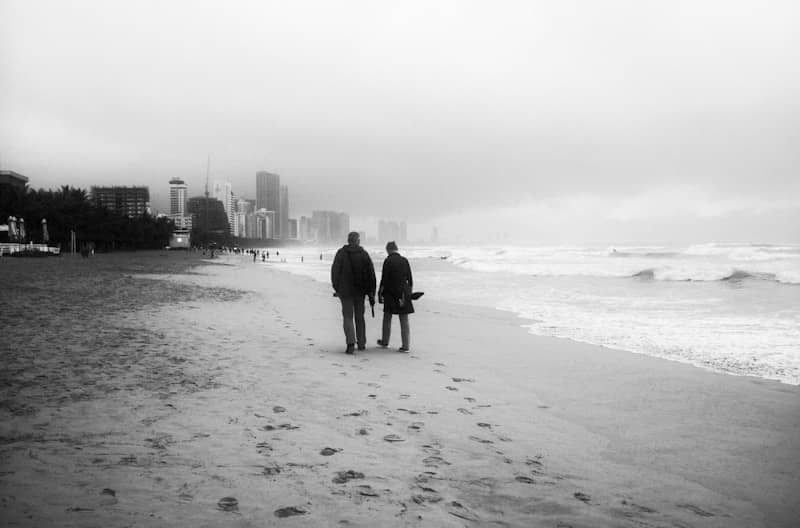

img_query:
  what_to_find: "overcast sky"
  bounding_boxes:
[1,0,798,244]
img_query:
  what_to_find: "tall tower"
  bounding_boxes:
[169,178,188,215]
[279,184,289,239]
[212,180,234,234]
[256,171,280,232]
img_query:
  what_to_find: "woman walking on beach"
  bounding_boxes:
[377,241,414,352]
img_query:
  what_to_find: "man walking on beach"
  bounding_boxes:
[331,232,376,354]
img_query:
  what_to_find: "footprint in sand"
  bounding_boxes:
[412,492,443,504]
[356,485,379,497]
[620,500,657,514]
[262,423,300,431]
[320,447,341,456]
[457,408,473,415]
[469,435,493,444]
[399,394,411,399]
[448,501,479,522]
[526,457,544,473]
[445,386,459,391]
[408,422,424,431]
[342,410,367,417]
[464,397,476,403]
[515,476,536,484]
[217,497,239,512]
[383,434,405,443]
[273,406,286,413]
[434,362,446,367]
[476,422,491,429]
[263,464,282,475]
[368,394,377,399]
[574,492,591,504]
[333,470,365,484]
[677,503,714,517]
[422,455,450,467]
[274,506,308,517]
[451,377,475,383]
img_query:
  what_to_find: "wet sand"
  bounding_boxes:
[1,252,798,527]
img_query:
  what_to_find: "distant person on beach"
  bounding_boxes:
[331,231,376,354]
[377,241,414,352]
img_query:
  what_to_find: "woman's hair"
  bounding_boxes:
[386,241,398,251]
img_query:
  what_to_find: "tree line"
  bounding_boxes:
[1,185,173,251]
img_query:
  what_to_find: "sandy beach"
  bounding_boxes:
[1,252,798,527]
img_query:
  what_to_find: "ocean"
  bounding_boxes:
[257,243,800,385]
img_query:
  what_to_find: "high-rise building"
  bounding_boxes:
[279,185,289,239]
[310,211,350,243]
[234,198,252,238]
[256,171,280,217]
[91,186,150,217]
[169,178,188,215]
[212,180,234,234]
[378,219,407,245]
[187,196,229,233]
[299,216,310,242]
[168,178,192,231]
[378,220,399,244]
[288,218,298,239]
[255,209,276,239]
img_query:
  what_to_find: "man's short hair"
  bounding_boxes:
[347,231,360,244]
[386,241,398,251]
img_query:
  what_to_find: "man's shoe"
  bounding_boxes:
[376,339,388,348]
[357,344,366,351]
[345,345,355,355]
[398,347,409,353]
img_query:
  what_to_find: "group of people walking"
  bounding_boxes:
[331,231,414,355]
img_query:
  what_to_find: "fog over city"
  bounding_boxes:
[1,0,798,244]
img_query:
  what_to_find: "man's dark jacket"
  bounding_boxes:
[379,252,414,314]
[331,244,376,298]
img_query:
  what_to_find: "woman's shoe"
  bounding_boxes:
[398,347,409,353]
[376,340,388,348]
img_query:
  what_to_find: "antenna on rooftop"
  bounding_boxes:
[204,155,210,241]
[205,155,210,198]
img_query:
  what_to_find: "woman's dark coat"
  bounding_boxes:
[379,252,414,314]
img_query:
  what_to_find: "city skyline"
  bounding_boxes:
[1,2,798,244]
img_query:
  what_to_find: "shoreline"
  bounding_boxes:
[1,252,798,526]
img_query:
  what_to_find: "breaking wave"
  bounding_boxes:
[433,244,800,285]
